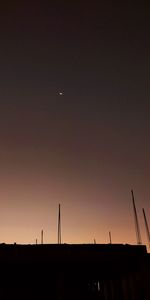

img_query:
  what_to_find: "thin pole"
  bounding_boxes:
[131,190,142,245]
[58,204,61,244]
[41,230,43,245]
[142,208,150,248]
[109,231,112,244]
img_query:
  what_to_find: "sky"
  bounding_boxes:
[0,1,150,249]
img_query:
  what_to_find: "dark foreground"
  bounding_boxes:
[0,243,149,299]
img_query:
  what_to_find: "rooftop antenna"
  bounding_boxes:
[142,208,150,248]
[131,190,142,245]
[109,231,112,244]
[36,238,38,245]
[58,204,61,244]
[94,238,96,244]
[41,230,43,245]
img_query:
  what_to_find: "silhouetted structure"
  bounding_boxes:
[131,190,142,245]
[41,229,43,244]
[109,231,112,244]
[143,208,150,248]
[0,243,149,299]
[58,203,61,244]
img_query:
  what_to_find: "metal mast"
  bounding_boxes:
[58,204,61,244]
[94,238,96,244]
[41,230,43,245]
[131,190,142,245]
[109,231,112,244]
[142,208,150,248]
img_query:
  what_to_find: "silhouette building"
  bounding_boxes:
[0,243,149,299]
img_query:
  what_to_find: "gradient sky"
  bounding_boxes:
[0,1,150,249]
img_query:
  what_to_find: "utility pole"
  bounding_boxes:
[131,190,142,245]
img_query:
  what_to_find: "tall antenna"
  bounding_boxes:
[142,208,150,248]
[109,231,112,244]
[131,190,142,245]
[58,204,61,244]
[41,230,43,245]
